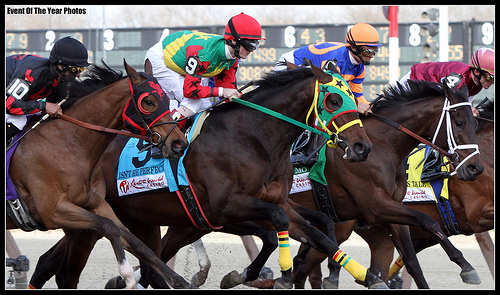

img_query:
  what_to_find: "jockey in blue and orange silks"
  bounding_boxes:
[275,22,381,116]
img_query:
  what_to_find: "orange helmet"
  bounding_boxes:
[224,13,265,41]
[346,23,381,47]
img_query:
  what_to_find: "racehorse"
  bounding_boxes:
[287,77,484,289]
[27,61,383,289]
[6,61,191,289]
[350,99,494,287]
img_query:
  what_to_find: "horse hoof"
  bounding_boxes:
[220,270,244,289]
[273,268,293,289]
[104,276,126,289]
[273,278,293,289]
[191,269,209,287]
[258,266,274,280]
[460,269,481,285]
[388,275,403,289]
[244,278,276,289]
[364,272,389,289]
[321,277,339,289]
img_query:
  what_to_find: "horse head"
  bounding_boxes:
[123,60,188,158]
[305,58,372,162]
[435,73,483,181]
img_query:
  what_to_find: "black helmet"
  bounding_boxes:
[49,36,90,67]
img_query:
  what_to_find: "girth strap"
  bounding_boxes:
[310,179,342,223]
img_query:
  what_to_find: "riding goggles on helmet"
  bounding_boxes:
[480,70,494,82]
[240,39,260,51]
[360,46,379,56]
[67,66,86,74]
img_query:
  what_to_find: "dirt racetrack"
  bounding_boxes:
[5,228,494,289]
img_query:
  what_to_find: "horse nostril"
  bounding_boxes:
[468,164,484,176]
[353,142,368,155]
[172,140,188,154]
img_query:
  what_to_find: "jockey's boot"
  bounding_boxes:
[420,151,451,183]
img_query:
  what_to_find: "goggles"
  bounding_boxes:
[481,70,494,82]
[360,46,379,56]
[240,39,260,52]
[67,66,86,74]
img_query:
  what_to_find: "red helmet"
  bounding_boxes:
[224,13,265,41]
[470,47,494,75]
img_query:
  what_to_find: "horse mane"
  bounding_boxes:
[64,61,123,110]
[372,80,445,112]
[211,67,314,114]
[252,67,314,90]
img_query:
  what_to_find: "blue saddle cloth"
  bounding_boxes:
[116,113,203,197]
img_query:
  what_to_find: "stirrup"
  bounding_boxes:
[420,171,451,183]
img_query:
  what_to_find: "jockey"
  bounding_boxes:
[144,12,265,131]
[6,36,90,140]
[400,47,494,116]
[275,22,381,116]
[399,48,494,183]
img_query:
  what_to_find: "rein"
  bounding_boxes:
[57,114,151,141]
[369,96,480,176]
[232,97,333,141]
[368,112,452,158]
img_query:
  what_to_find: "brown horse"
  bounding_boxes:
[6,61,191,289]
[27,62,383,289]
[287,78,484,289]
[350,99,494,287]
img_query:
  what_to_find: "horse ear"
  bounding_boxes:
[460,83,469,98]
[307,58,333,84]
[302,58,311,67]
[124,59,142,85]
[286,61,299,70]
[322,59,340,75]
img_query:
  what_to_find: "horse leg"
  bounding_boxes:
[371,203,481,285]
[215,222,278,289]
[189,239,211,287]
[283,200,388,289]
[28,235,70,289]
[51,200,190,288]
[384,224,429,289]
[292,243,324,289]
[54,230,101,288]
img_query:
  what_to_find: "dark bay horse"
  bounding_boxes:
[287,78,484,289]
[28,62,383,288]
[6,61,190,289]
[350,99,494,287]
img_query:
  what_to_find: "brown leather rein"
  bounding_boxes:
[58,114,151,141]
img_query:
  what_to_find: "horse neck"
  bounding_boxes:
[63,78,130,155]
[370,96,445,163]
[248,78,316,152]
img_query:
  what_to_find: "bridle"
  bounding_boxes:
[430,98,480,176]
[124,79,179,152]
[370,95,480,177]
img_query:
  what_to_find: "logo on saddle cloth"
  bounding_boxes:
[404,146,450,203]
[116,137,183,197]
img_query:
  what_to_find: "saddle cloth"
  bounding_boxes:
[116,111,209,197]
[403,145,449,203]
[290,166,313,194]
